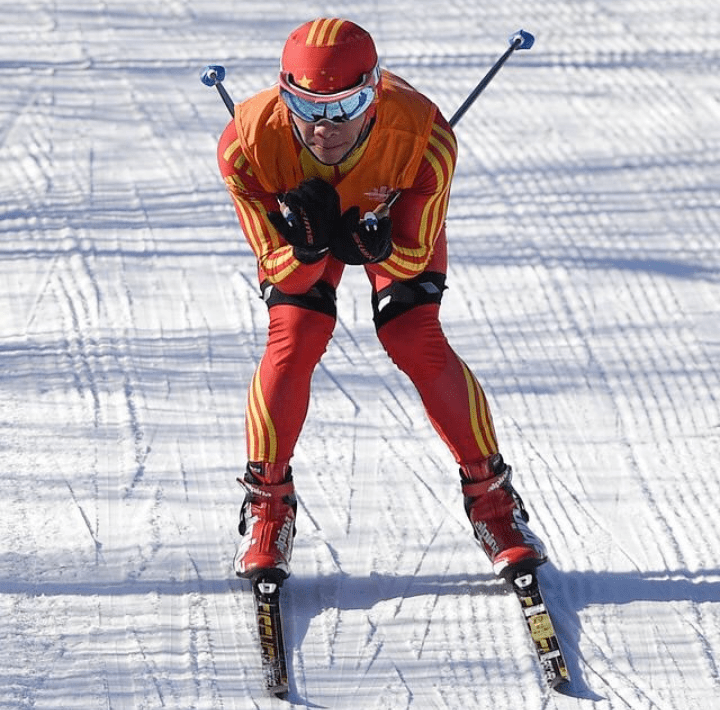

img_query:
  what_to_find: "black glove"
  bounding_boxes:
[267,178,341,264]
[330,207,393,265]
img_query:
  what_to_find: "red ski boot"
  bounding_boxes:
[461,454,547,578]
[233,463,297,581]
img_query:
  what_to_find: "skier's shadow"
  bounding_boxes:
[280,563,720,702]
[535,563,720,700]
[281,562,602,701]
[535,563,603,700]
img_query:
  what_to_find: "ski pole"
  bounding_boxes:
[449,29,533,128]
[371,29,534,221]
[200,64,235,117]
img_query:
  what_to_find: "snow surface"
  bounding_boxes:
[1,1,719,708]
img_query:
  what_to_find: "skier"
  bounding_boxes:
[217,18,547,583]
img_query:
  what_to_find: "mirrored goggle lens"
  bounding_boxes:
[281,85,376,123]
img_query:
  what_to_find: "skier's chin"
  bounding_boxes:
[308,143,348,165]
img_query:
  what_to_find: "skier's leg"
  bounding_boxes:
[235,281,336,578]
[375,298,498,461]
[245,297,335,467]
[370,236,546,575]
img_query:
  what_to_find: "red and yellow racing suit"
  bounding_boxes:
[218,71,499,474]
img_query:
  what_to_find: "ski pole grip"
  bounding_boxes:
[362,201,390,228]
[201,64,225,86]
[277,198,298,227]
[200,64,235,117]
[509,29,535,50]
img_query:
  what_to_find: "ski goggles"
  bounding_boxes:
[279,65,380,123]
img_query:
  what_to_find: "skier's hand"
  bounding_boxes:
[330,206,393,265]
[267,178,340,263]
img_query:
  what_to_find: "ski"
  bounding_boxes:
[507,567,570,690]
[251,573,289,698]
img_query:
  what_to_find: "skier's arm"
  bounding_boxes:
[367,112,458,280]
[217,120,329,294]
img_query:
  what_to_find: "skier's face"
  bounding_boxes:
[290,113,367,165]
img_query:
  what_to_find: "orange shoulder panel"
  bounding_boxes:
[233,87,304,193]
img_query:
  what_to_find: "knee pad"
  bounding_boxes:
[261,279,337,319]
[371,272,446,330]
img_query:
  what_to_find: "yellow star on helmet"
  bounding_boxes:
[296,75,313,89]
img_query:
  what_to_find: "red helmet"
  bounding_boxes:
[280,19,379,98]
